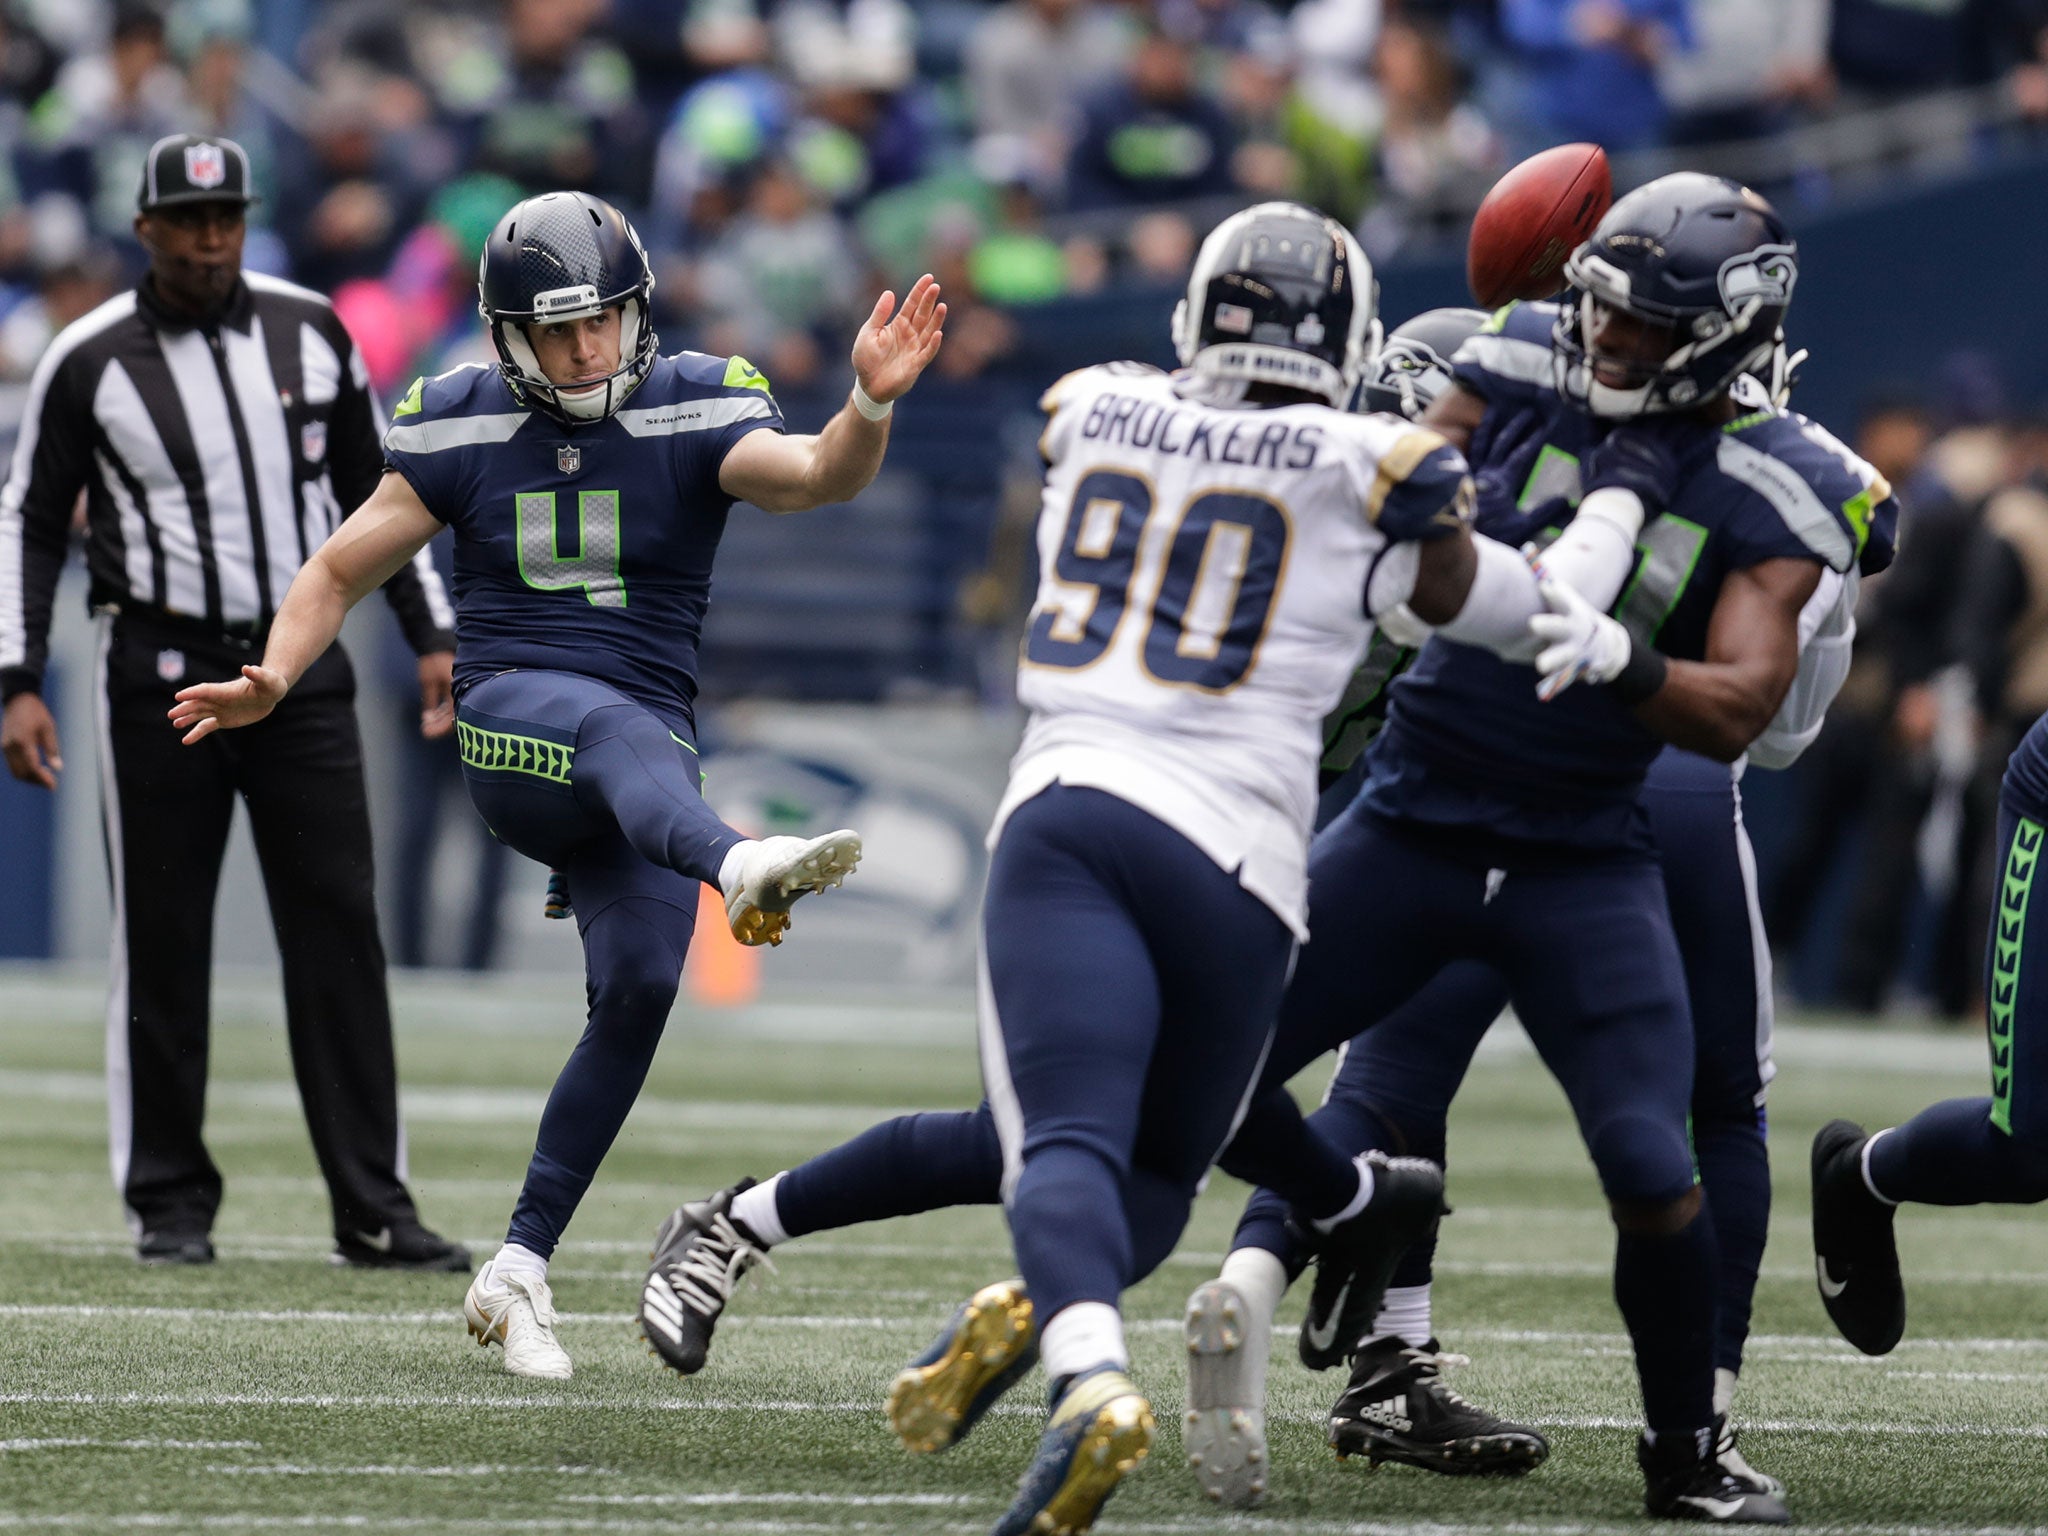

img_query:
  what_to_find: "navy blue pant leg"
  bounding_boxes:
[1646,748,1774,1377]
[456,671,724,1258]
[981,786,1294,1322]
[776,1105,1007,1239]
[1487,854,1716,1439]
[1870,799,2048,1204]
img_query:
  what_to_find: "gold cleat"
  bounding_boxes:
[993,1368,1155,1536]
[721,829,862,947]
[887,1278,1038,1454]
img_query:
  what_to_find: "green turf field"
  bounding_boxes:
[2,968,2044,1534]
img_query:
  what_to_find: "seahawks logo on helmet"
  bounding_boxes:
[1717,245,1798,315]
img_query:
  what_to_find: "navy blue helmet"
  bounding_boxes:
[1357,306,1488,420]
[1172,201,1381,409]
[1553,172,1796,418]
[479,191,658,423]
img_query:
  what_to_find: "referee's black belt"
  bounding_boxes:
[106,604,271,653]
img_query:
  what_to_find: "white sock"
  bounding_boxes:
[1311,1154,1375,1235]
[1039,1301,1128,1380]
[1860,1127,1900,1205]
[731,1173,790,1247]
[718,840,756,892]
[1714,1366,1737,1420]
[489,1242,548,1285]
[1373,1283,1432,1348]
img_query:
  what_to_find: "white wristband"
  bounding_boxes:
[850,380,893,421]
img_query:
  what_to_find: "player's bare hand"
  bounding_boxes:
[851,274,946,405]
[417,650,455,739]
[168,665,289,743]
[2,692,62,789]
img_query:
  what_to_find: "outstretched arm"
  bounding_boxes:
[169,471,443,742]
[718,274,946,514]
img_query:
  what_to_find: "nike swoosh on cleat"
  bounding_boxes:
[1680,1495,1747,1519]
[352,1228,394,1253]
[1303,1278,1352,1356]
[1816,1257,1848,1299]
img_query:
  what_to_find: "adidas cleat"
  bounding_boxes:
[1182,1280,1268,1509]
[638,1179,772,1375]
[992,1366,1154,1536]
[1810,1119,1905,1356]
[464,1265,572,1380]
[1639,1419,1790,1523]
[887,1278,1038,1454]
[721,829,862,947]
[1327,1335,1547,1476]
[1299,1154,1446,1371]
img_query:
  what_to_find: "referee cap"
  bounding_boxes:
[137,133,254,213]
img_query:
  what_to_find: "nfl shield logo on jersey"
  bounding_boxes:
[557,445,581,474]
[156,648,186,683]
[301,421,326,463]
[184,142,227,189]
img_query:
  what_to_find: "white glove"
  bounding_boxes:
[1528,578,1633,701]
[1377,602,1434,648]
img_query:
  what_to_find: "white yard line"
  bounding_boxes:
[0,1438,260,1452]
[206,1465,614,1478]
[3,1389,2044,1439]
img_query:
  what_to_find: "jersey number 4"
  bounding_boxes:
[516,490,626,608]
[1025,470,1289,692]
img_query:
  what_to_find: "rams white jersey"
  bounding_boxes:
[996,362,1472,937]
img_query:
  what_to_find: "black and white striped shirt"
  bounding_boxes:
[0,272,454,701]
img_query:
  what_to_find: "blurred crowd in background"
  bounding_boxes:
[4,0,2048,390]
[6,0,2048,1012]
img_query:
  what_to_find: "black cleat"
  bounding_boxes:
[638,1179,771,1375]
[1714,1421,1784,1498]
[137,1230,215,1266]
[1327,1335,1548,1476]
[1810,1118,1904,1355]
[1639,1420,1790,1523]
[1299,1154,1446,1371]
[331,1221,471,1272]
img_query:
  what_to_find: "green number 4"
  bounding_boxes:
[515,490,625,608]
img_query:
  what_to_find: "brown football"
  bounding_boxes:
[1466,143,1613,309]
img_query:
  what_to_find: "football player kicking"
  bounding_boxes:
[640,202,1586,1536]
[1188,314,1867,1503]
[167,191,944,1380]
[1811,708,2048,1356]
[1187,173,1898,1525]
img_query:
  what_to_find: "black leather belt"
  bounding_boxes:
[109,605,270,652]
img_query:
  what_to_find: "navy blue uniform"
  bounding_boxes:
[1236,302,1896,1437]
[1868,711,2048,1203]
[384,352,780,1256]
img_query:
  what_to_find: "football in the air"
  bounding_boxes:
[1466,143,1613,309]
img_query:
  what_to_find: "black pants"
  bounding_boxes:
[96,613,417,1241]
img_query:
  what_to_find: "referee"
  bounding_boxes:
[0,134,467,1271]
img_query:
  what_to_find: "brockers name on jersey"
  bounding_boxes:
[1077,388,1326,471]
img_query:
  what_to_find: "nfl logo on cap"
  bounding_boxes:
[184,142,226,189]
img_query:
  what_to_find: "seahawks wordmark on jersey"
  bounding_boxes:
[999,362,1469,936]
[382,352,783,736]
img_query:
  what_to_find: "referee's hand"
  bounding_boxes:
[168,666,288,743]
[2,694,62,789]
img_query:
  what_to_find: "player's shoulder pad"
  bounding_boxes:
[666,350,779,400]
[1039,360,1161,416]
[1450,301,1560,397]
[1341,418,1472,543]
[1716,408,1897,575]
[384,363,520,454]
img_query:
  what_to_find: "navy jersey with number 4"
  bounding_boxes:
[1363,301,1900,853]
[382,352,784,732]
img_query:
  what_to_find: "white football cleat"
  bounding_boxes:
[1183,1280,1270,1509]
[464,1265,573,1380]
[720,829,862,947]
